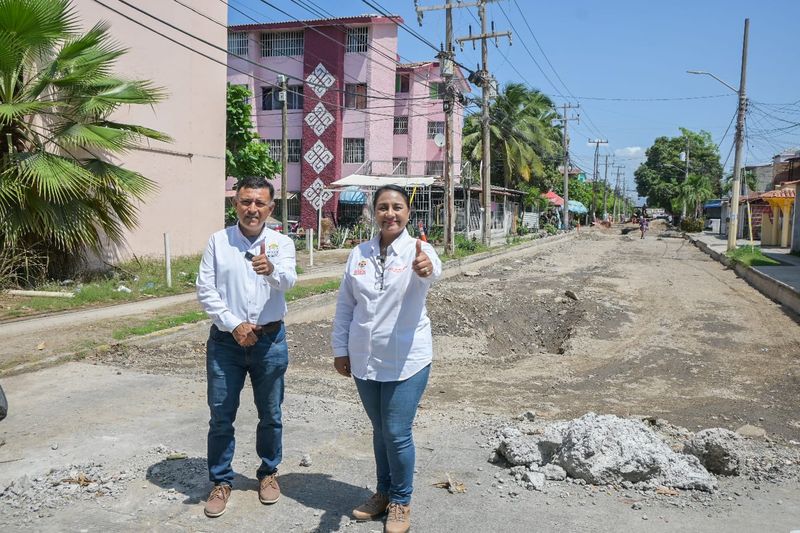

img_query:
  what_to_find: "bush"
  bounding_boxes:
[454,234,481,253]
[680,218,704,233]
[543,223,558,235]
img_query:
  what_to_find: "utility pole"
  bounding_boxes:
[727,18,749,251]
[682,136,689,219]
[602,155,610,220]
[416,0,471,255]
[588,139,608,222]
[558,103,579,229]
[612,165,624,222]
[456,0,511,246]
[279,75,289,234]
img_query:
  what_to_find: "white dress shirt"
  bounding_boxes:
[197,224,297,332]
[331,229,442,381]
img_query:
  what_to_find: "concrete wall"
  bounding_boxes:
[74,0,227,259]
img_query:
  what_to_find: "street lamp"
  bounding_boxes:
[686,18,749,252]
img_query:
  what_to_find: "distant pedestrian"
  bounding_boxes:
[331,185,441,533]
[639,216,649,239]
[196,176,297,518]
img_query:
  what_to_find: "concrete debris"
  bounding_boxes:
[736,424,767,439]
[522,470,546,491]
[564,290,579,301]
[497,427,542,466]
[517,410,536,422]
[462,271,481,277]
[554,413,718,492]
[684,428,743,475]
[543,464,567,481]
[299,454,312,467]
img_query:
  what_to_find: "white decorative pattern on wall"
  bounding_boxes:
[306,63,335,98]
[305,102,334,136]
[303,140,334,174]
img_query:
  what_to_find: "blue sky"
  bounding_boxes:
[229,0,800,199]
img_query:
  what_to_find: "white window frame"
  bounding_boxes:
[392,157,408,175]
[427,121,445,139]
[425,160,444,176]
[346,27,369,53]
[263,139,302,163]
[228,32,248,56]
[393,116,408,135]
[261,31,304,57]
[344,138,365,163]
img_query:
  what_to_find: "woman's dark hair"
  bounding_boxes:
[372,184,410,210]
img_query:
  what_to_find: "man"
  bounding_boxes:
[196,176,297,517]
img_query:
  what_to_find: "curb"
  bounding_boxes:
[687,234,800,316]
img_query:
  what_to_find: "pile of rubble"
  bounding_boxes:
[487,412,800,495]
[0,462,131,521]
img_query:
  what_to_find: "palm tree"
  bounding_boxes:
[675,173,714,218]
[0,0,169,275]
[462,83,561,190]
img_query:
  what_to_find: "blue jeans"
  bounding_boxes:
[354,364,431,505]
[206,324,288,486]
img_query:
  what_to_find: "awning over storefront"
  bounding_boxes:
[542,190,564,206]
[338,185,366,204]
[703,200,722,209]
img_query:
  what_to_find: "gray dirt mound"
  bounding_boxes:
[554,413,717,491]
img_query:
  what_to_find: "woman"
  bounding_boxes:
[331,185,441,533]
[639,216,649,239]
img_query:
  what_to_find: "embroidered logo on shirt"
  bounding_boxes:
[353,259,367,276]
[266,242,279,258]
[388,265,408,273]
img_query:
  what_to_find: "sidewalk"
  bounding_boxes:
[688,231,800,315]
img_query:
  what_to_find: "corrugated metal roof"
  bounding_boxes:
[229,14,402,32]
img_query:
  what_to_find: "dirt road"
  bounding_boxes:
[1,228,799,531]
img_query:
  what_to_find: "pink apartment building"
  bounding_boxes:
[227,14,469,230]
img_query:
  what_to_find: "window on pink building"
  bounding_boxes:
[346,27,369,53]
[344,84,367,109]
[395,73,410,93]
[427,121,445,139]
[344,138,365,163]
[392,158,408,175]
[228,32,248,56]
[262,85,303,110]
[425,160,444,176]
[262,139,301,163]
[429,82,446,100]
[393,116,408,135]
[260,31,304,57]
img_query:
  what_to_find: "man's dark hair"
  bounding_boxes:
[236,176,274,201]
[372,184,410,210]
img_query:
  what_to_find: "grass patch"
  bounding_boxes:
[285,278,340,301]
[0,255,202,320]
[726,246,782,267]
[112,310,207,340]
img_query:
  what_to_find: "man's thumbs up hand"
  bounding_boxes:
[252,241,274,276]
[412,239,432,278]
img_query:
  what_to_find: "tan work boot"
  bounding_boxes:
[204,484,231,518]
[258,473,281,504]
[384,502,411,533]
[352,492,389,520]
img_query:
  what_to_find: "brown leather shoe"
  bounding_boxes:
[258,473,280,504]
[204,484,231,518]
[352,492,389,520]
[384,502,411,533]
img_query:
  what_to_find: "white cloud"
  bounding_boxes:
[614,146,644,159]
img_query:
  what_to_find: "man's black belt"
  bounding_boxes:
[254,320,283,336]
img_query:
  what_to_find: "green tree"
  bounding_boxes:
[226,84,279,181]
[673,173,714,218]
[0,0,170,275]
[634,128,722,210]
[462,83,561,190]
